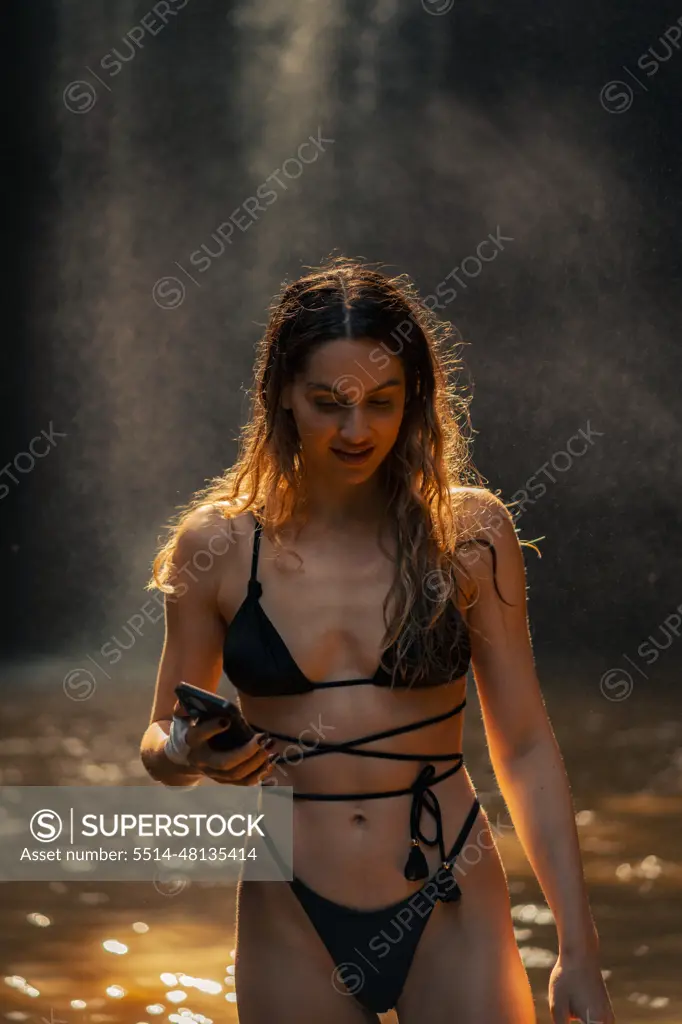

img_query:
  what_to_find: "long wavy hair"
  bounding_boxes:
[148,256,538,687]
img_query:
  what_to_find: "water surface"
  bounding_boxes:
[1,660,680,1023]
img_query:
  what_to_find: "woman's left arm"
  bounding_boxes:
[457,488,615,1024]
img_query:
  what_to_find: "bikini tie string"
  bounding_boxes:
[404,763,446,880]
[403,762,466,903]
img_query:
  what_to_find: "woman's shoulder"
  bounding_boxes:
[173,502,256,570]
[449,486,513,542]
[448,486,527,609]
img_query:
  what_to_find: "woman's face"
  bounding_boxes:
[282,337,407,483]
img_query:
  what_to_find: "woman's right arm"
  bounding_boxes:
[139,507,268,787]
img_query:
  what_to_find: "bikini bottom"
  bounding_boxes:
[285,797,481,1015]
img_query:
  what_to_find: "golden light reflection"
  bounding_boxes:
[102,938,129,954]
[616,854,664,881]
[106,984,127,998]
[519,947,556,968]
[26,912,51,927]
[168,1016,213,1024]
[511,902,555,925]
[165,989,187,1003]
[4,975,40,998]
[175,973,222,994]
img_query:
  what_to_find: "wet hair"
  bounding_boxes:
[149,255,537,686]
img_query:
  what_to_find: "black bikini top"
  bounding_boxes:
[222,515,474,695]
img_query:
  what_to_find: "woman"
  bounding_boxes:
[140,258,615,1024]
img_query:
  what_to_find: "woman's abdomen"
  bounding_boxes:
[288,764,481,909]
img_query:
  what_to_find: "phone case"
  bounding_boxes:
[206,716,255,751]
[175,684,255,752]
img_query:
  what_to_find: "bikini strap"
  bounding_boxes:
[250,517,262,579]
[248,514,263,597]
[249,699,467,759]
[288,757,464,802]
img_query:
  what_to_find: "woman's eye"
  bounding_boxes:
[314,399,391,410]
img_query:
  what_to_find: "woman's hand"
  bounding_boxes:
[172,700,275,785]
[548,950,615,1023]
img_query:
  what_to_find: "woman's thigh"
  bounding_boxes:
[395,811,536,1024]
[395,907,535,1023]
[234,878,382,1024]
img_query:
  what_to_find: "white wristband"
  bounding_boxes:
[164,715,194,766]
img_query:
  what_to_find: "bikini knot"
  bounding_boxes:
[404,764,445,882]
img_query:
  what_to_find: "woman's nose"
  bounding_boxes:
[338,406,371,444]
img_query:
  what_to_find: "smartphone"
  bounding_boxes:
[174,682,255,751]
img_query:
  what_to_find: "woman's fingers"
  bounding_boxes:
[224,747,273,779]
[182,719,270,763]
[203,760,275,786]
[201,748,274,780]
[190,738,274,778]
[172,699,191,717]
[198,734,271,773]
[176,713,278,782]
[184,716,234,748]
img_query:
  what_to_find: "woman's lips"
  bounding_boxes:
[330,446,375,464]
